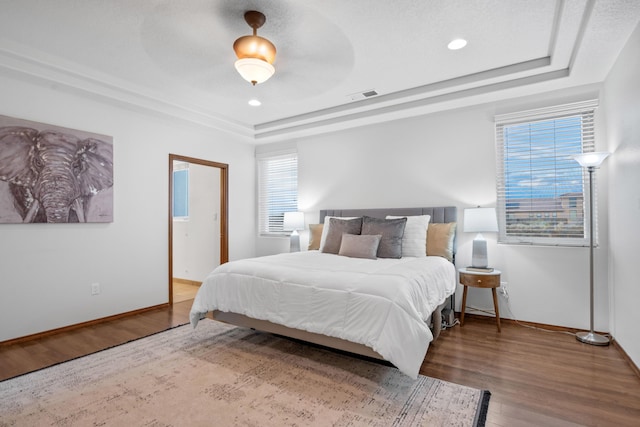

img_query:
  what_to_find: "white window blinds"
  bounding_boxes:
[495,100,598,246]
[257,149,298,235]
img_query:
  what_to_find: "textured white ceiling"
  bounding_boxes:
[0,0,639,142]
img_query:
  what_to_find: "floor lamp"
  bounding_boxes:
[573,152,610,346]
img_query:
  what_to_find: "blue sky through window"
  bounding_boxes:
[503,116,584,201]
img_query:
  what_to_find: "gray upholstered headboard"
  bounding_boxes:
[319,206,457,224]
[319,206,458,257]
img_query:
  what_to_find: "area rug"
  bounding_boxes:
[0,319,490,426]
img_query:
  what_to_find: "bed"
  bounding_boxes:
[190,206,457,379]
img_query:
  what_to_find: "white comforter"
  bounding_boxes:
[190,251,456,378]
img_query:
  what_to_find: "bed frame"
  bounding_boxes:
[212,206,457,361]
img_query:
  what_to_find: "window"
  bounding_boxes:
[495,100,597,246]
[172,163,189,220]
[257,150,298,235]
[569,197,577,208]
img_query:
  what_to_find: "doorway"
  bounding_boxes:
[168,154,228,305]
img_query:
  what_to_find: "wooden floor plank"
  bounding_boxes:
[1,304,638,426]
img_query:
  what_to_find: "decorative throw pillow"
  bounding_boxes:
[338,233,382,259]
[321,217,363,254]
[319,216,358,251]
[361,216,407,259]
[307,223,324,250]
[426,222,457,262]
[386,215,431,257]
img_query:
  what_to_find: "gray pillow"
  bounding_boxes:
[338,234,382,259]
[361,216,407,258]
[321,217,363,254]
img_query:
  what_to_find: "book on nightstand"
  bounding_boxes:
[465,267,494,273]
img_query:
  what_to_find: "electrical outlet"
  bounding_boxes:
[499,281,509,300]
[91,283,100,296]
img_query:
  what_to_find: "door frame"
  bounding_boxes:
[168,154,228,304]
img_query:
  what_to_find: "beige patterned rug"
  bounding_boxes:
[0,319,490,426]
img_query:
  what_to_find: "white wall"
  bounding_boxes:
[173,162,221,282]
[257,84,612,331]
[602,23,640,368]
[0,74,256,342]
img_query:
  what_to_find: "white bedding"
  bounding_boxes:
[190,251,456,378]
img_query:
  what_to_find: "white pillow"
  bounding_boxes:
[386,215,431,257]
[319,216,357,251]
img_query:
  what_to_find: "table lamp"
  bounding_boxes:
[464,207,499,268]
[283,211,305,252]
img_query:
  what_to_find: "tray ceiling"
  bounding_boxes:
[0,0,639,142]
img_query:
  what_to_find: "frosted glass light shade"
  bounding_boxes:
[463,207,498,233]
[233,33,276,64]
[234,58,275,85]
[573,152,610,168]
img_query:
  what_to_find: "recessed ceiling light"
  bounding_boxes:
[248,99,261,107]
[447,39,467,50]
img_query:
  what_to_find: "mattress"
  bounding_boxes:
[190,251,456,378]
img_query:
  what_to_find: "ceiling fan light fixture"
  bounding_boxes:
[233,11,277,86]
[235,58,275,85]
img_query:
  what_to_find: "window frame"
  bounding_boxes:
[495,100,599,247]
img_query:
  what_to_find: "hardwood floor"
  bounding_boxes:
[1,304,639,426]
[172,280,200,303]
[0,300,192,381]
[422,316,640,426]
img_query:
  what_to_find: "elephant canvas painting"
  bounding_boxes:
[0,115,113,223]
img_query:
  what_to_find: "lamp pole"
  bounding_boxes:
[576,165,609,345]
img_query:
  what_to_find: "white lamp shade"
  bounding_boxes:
[463,207,498,233]
[234,58,275,85]
[572,152,610,168]
[283,211,305,231]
